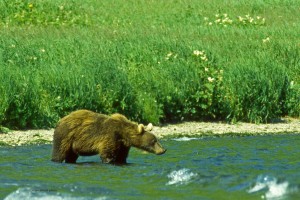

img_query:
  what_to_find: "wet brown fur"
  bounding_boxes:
[51,110,165,164]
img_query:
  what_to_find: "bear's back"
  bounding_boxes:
[55,110,107,135]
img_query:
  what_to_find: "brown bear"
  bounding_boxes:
[51,110,166,164]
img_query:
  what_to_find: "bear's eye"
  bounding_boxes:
[151,139,156,145]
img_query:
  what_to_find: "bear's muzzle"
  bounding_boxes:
[154,142,167,155]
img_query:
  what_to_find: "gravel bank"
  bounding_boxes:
[1,118,299,146]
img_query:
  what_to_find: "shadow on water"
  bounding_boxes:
[1,135,300,199]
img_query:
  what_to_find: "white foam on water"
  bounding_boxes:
[166,168,197,186]
[172,137,199,142]
[265,181,289,200]
[247,175,297,200]
[4,187,108,200]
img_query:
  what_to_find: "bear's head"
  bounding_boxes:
[110,114,166,155]
[132,123,166,155]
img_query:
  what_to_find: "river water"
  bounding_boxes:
[1,134,300,200]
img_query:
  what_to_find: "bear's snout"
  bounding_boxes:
[156,148,167,155]
[154,142,166,155]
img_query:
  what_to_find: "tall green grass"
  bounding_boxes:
[0,0,299,129]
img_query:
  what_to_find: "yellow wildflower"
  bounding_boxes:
[28,3,33,9]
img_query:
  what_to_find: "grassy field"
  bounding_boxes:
[0,0,299,129]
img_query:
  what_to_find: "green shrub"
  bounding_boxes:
[0,0,92,26]
[0,0,299,129]
[224,62,289,123]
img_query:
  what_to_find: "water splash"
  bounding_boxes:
[166,168,197,186]
[248,175,297,200]
[4,187,108,200]
[172,137,199,142]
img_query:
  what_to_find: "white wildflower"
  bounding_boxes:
[201,56,208,61]
[215,19,221,23]
[208,77,215,82]
[166,52,173,60]
[193,50,204,56]
[262,37,270,43]
[290,81,294,87]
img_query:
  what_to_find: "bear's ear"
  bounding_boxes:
[145,123,153,131]
[137,124,145,134]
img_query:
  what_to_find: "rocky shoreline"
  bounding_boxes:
[0,118,300,146]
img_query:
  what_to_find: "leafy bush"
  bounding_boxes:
[0,0,91,26]
[224,62,289,123]
[0,0,299,129]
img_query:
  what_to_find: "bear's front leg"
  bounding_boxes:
[100,156,115,164]
[100,147,129,165]
[114,146,130,164]
[99,143,129,164]
[65,149,79,163]
[99,148,117,164]
[100,150,128,165]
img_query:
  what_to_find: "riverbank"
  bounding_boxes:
[1,117,299,146]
